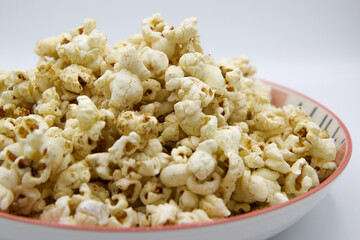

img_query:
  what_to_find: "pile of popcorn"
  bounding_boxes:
[0,14,337,227]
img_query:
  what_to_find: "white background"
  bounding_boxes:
[0,0,359,239]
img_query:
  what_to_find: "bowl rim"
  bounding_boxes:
[0,79,352,232]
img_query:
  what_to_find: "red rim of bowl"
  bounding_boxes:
[0,79,352,232]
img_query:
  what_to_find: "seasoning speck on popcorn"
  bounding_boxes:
[0,14,337,227]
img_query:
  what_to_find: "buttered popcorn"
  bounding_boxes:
[0,14,337,227]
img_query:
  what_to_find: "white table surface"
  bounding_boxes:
[0,1,359,239]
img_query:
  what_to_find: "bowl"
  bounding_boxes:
[0,79,352,240]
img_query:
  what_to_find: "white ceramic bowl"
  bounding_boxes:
[0,80,352,240]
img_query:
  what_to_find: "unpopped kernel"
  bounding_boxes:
[0,14,337,227]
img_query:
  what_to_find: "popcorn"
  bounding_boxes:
[227,200,251,214]
[162,17,198,44]
[285,158,320,197]
[174,100,207,136]
[186,172,221,196]
[0,14,337,227]
[115,111,158,145]
[253,104,286,137]
[141,78,162,102]
[105,193,128,216]
[34,87,62,126]
[34,36,62,59]
[0,118,16,139]
[199,194,230,218]
[179,35,203,57]
[158,113,184,143]
[108,132,141,161]
[56,19,108,76]
[139,177,171,205]
[160,163,190,187]
[40,196,72,223]
[243,152,265,169]
[57,64,96,100]
[188,139,217,181]
[179,53,225,91]
[232,167,283,203]
[176,209,210,224]
[95,47,150,112]
[0,134,14,151]
[141,47,169,77]
[268,192,289,206]
[13,185,44,215]
[86,152,113,180]
[166,76,214,107]
[219,55,257,78]
[54,161,91,199]
[100,69,143,112]
[0,184,14,210]
[141,14,175,57]
[305,122,336,161]
[146,200,179,226]
[105,207,139,227]
[141,14,199,60]
[61,95,106,158]
[114,47,150,82]
[165,65,184,81]
[74,199,109,226]
[0,70,36,112]
[177,188,199,211]
[79,182,110,202]
[170,145,192,164]
[264,143,290,174]
[113,171,142,203]
[0,167,19,191]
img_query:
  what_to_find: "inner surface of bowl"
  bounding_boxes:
[0,80,352,240]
